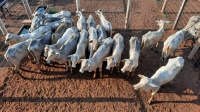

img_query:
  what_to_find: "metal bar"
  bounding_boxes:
[172,0,187,30]
[161,0,168,13]
[0,18,8,35]
[22,0,32,19]
[124,0,133,29]
[76,0,80,11]
[188,38,200,59]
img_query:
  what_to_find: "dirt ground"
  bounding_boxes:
[0,0,199,111]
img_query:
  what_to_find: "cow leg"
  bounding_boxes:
[117,63,120,72]
[148,88,159,104]
[99,62,103,78]
[65,61,69,72]
[89,46,93,58]
[155,43,159,53]
[110,67,113,73]
[131,68,136,77]
[68,60,73,73]
[150,45,153,50]
[93,70,96,78]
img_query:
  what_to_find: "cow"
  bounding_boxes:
[86,15,95,30]
[95,9,112,37]
[121,36,141,78]
[4,40,31,73]
[5,26,51,45]
[46,33,79,73]
[79,37,114,78]
[105,33,124,73]
[28,31,52,67]
[96,24,107,44]
[141,20,170,52]
[133,56,185,104]
[76,9,87,31]
[88,27,99,58]
[67,29,89,68]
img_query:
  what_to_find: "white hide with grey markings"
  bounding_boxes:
[96,24,107,43]
[88,27,99,58]
[76,10,86,31]
[86,15,95,30]
[44,11,71,19]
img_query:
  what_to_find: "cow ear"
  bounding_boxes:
[121,59,127,62]
[138,74,145,79]
[149,83,159,88]
[155,20,160,23]
[81,9,85,12]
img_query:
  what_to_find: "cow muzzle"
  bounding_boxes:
[133,85,138,90]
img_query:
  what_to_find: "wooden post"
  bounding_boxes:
[172,0,187,30]
[76,0,80,11]
[0,18,8,35]
[161,0,168,13]
[124,0,133,29]
[22,0,32,19]
[188,38,200,59]
[41,0,45,5]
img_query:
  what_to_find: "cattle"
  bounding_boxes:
[28,31,52,67]
[121,36,141,78]
[96,24,107,44]
[161,30,186,64]
[105,33,124,73]
[46,33,79,73]
[44,11,71,19]
[44,27,79,57]
[5,26,51,45]
[51,22,73,44]
[133,56,184,104]
[79,37,114,78]
[86,15,95,30]
[44,18,73,31]
[88,27,99,58]
[95,9,112,37]
[67,29,89,68]
[4,40,31,73]
[141,20,170,52]
[76,9,87,31]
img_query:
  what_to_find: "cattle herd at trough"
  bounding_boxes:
[2,8,200,104]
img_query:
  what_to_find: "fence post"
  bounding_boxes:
[161,0,168,13]
[41,0,45,5]
[172,0,187,30]
[124,0,133,29]
[0,18,8,35]
[76,0,80,11]
[22,0,32,19]
[188,38,200,59]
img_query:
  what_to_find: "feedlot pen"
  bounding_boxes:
[0,0,199,111]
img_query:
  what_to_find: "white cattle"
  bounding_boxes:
[86,15,95,30]
[105,33,124,73]
[46,33,79,73]
[79,37,114,78]
[67,29,89,68]
[133,56,184,104]
[4,40,31,73]
[5,26,52,45]
[141,20,170,52]
[51,22,73,44]
[76,9,86,31]
[96,24,107,43]
[121,36,141,77]
[161,30,186,63]
[44,27,79,57]
[44,18,73,31]
[95,9,112,37]
[44,11,71,19]
[28,31,52,66]
[88,27,99,58]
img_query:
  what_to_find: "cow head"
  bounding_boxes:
[155,20,170,29]
[45,49,60,63]
[76,9,85,17]
[67,54,80,68]
[44,45,50,57]
[121,59,134,73]
[79,59,92,73]
[4,33,17,45]
[95,9,103,16]
[105,56,116,70]
[133,74,159,92]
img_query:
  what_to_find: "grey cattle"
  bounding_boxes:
[51,22,73,44]
[67,29,89,68]
[79,37,114,78]
[96,24,107,43]
[28,31,52,66]
[76,9,86,31]
[86,15,95,30]
[88,27,99,58]
[4,40,31,73]
[46,33,79,73]
[121,36,141,77]
[134,57,184,104]
[105,33,124,73]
